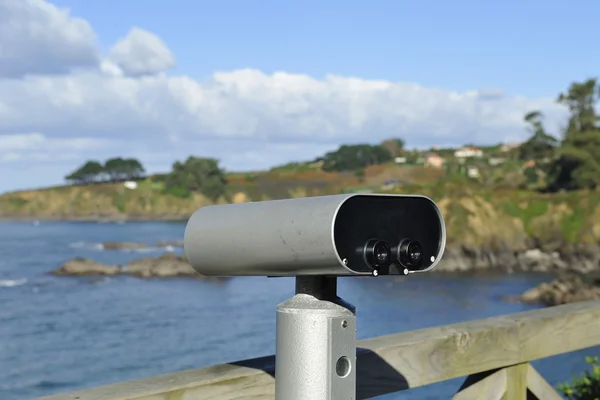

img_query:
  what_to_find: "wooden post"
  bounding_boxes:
[502,363,528,400]
[526,364,563,400]
[452,369,506,400]
[454,363,564,400]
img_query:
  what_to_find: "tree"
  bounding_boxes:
[104,157,145,181]
[354,168,366,183]
[65,160,104,184]
[518,111,558,163]
[380,138,406,157]
[548,79,600,190]
[123,158,145,179]
[164,156,227,201]
[321,144,393,172]
[104,157,125,181]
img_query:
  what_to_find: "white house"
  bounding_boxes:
[394,157,407,164]
[124,181,138,190]
[488,157,506,166]
[501,142,521,152]
[455,147,483,158]
[467,166,480,178]
[424,153,444,168]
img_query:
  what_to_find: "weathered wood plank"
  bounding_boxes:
[37,300,600,400]
[516,300,600,361]
[36,356,276,400]
[357,314,520,394]
[358,299,600,393]
[452,369,506,400]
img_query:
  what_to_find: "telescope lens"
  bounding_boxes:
[363,239,391,268]
[396,239,424,269]
[375,243,390,262]
[408,241,423,264]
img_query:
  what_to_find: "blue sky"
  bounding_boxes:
[52,0,600,97]
[0,0,597,192]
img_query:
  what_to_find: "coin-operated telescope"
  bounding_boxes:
[184,194,446,400]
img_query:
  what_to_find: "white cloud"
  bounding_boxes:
[0,0,99,78]
[0,133,111,167]
[107,27,175,76]
[0,0,572,193]
[0,133,46,150]
[0,152,22,162]
[0,133,109,151]
[0,70,568,144]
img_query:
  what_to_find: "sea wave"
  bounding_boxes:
[119,246,178,253]
[0,278,27,287]
[68,241,104,250]
[67,242,177,253]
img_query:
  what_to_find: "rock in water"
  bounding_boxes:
[513,273,600,306]
[123,253,199,278]
[155,240,184,248]
[51,258,121,276]
[102,242,148,250]
[51,254,229,280]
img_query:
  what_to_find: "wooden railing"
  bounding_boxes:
[37,300,600,400]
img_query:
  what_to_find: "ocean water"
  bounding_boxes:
[0,221,597,400]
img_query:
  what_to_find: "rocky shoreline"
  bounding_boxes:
[503,272,600,306]
[48,241,600,306]
[439,246,600,306]
[438,245,600,274]
[60,241,600,274]
[51,253,229,281]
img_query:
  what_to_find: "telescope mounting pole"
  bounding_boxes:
[275,276,357,400]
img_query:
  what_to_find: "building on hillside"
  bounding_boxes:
[523,160,536,168]
[424,153,444,168]
[394,156,407,164]
[124,181,138,190]
[467,166,480,178]
[488,156,506,166]
[454,147,484,158]
[501,142,521,152]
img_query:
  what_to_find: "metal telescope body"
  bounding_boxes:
[184,193,446,277]
[183,193,446,400]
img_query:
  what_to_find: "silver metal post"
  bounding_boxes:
[275,276,356,400]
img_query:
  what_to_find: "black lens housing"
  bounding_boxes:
[363,239,391,269]
[396,238,424,270]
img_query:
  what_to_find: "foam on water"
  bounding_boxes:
[0,278,27,287]
[68,241,104,250]
[68,242,179,253]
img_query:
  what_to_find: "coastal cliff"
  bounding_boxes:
[2,179,600,258]
[2,178,600,280]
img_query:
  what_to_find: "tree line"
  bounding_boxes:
[64,77,600,199]
[520,78,600,191]
[156,139,406,201]
[158,157,227,201]
[65,157,145,185]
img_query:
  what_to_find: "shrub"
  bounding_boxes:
[163,186,191,198]
[558,356,600,399]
